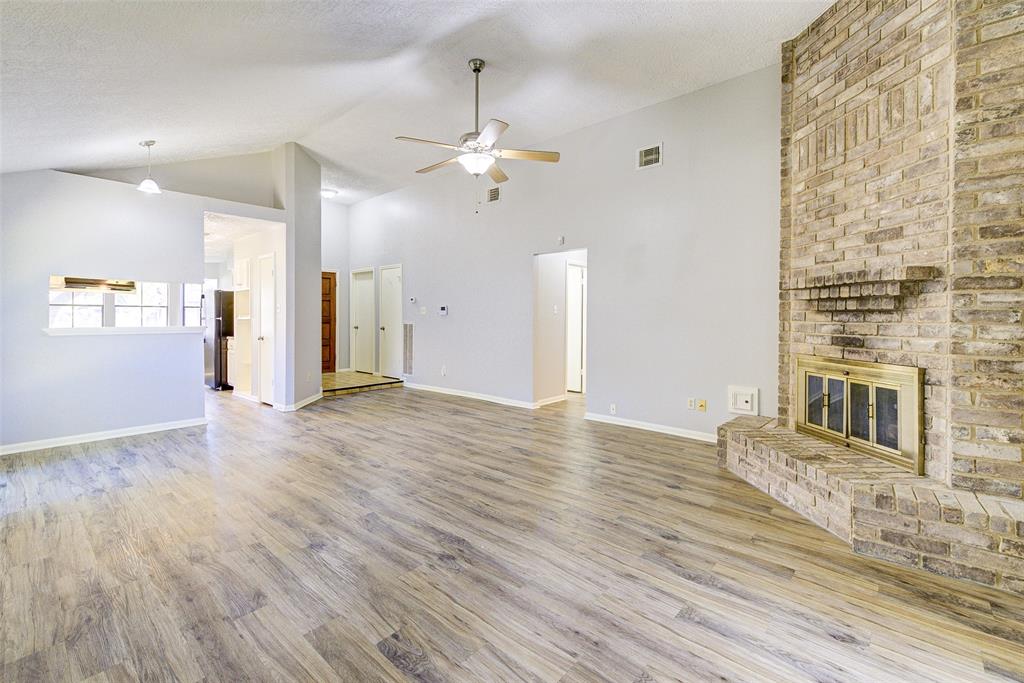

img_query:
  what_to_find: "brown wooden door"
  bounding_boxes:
[321,272,337,372]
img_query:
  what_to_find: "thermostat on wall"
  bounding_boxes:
[728,385,759,416]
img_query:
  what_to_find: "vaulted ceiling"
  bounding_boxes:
[1,1,829,204]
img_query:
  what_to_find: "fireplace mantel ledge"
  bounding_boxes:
[783,265,940,291]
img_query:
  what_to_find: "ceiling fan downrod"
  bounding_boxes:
[469,58,485,134]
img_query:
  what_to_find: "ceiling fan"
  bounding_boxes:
[396,58,560,184]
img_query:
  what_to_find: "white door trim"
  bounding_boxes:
[378,264,403,379]
[349,267,376,373]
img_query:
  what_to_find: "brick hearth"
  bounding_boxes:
[720,417,1024,596]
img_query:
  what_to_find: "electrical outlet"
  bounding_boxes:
[441,364,447,377]
[696,399,707,412]
[687,398,695,410]
[609,403,617,415]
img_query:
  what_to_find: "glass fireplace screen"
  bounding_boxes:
[795,355,924,474]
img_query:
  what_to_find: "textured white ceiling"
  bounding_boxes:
[1,1,830,203]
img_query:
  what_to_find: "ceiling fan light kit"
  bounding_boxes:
[396,58,560,184]
[456,152,495,175]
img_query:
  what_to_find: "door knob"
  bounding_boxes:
[380,326,385,331]
[353,325,359,330]
[258,336,264,341]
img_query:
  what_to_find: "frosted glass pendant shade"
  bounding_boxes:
[456,152,494,176]
[136,177,161,194]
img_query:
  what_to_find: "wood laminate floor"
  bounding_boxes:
[2,389,1023,682]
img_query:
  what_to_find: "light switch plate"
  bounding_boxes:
[728,385,759,416]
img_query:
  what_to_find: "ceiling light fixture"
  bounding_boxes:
[456,152,495,176]
[396,59,560,184]
[320,188,338,199]
[136,140,161,194]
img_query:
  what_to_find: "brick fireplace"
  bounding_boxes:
[794,354,924,472]
[721,0,1024,596]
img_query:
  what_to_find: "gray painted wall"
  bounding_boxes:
[81,151,278,209]
[0,169,288,447]
[348,66,781,437]
[273,143,322,406]
[1,171,205,445]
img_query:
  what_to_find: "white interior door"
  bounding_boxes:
[351,270,375,373]
[257,254,275,405]
[379,265,403,379]
[566,263,587,393]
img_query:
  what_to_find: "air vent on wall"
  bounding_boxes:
[487,186,500,203]
[637,143,662,169]
[403,323,414,375]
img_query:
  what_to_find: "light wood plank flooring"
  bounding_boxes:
[2,389,1023,682]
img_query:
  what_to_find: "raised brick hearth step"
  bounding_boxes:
[719,417,1024,597]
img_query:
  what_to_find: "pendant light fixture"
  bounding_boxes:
[136,140,161,194]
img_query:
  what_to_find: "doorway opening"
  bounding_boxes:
[321,271,337,372]
[350,268,376,374]
[202,212,285,406]
[532,248,588,407]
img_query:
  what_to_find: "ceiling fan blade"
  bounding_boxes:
[396,136,461,150]
[416,157,459,174]
[487,163,509,183]
[494,148,560,162]
[476,119,509,148]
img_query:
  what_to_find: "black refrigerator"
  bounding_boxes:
[204,290,234,390]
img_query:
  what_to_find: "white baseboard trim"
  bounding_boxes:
[275,391,323,412]
[404,383,538,410]
[534,394,567,407]
[583,412,716,444]
[232,391,261,404]
[0,417,208,456]
[334,367,352,372]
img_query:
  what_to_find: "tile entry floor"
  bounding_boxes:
[322,370,403,397]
